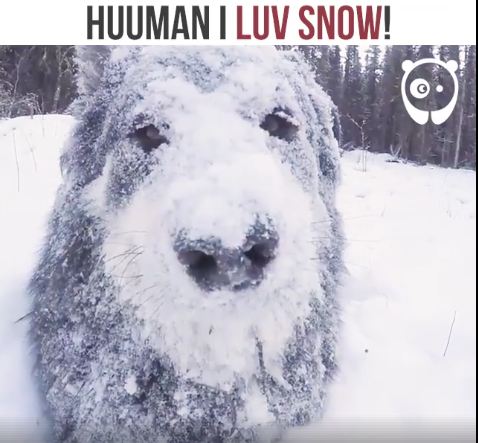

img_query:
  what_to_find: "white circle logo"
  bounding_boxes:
[401,58,459,125]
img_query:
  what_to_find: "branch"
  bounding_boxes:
[443,310,457,357]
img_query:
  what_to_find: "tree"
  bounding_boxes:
[342,46,365,147]
[0,46,77,117]
[363,46,382,151]
[412,45,435,164]
[327,46,343,108]
[431,45,461,166]
[460,45,476,168]
[376,45,408,157]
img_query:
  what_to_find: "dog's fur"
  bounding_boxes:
[30,47,343,442]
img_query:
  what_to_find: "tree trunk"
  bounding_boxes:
[454,59,467,169]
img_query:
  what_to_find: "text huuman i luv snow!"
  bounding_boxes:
[86,4,391,41]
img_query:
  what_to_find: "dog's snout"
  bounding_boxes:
[174,221,279,292]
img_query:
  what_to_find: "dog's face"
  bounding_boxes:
[64,47,339,428]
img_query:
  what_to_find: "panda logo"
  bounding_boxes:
[401,58,459,125]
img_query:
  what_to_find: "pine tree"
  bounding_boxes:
[363,46,382,151]
[342,46,365,148]
[327,46,343,108]
[432,45,461,166]
[377,45,408,157]
[411,45,435,164]
[461,45,476,168]
[298,46,332,94]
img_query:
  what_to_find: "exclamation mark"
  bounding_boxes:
[384,6,391,40]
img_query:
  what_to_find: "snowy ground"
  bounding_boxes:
[0,116,475,438]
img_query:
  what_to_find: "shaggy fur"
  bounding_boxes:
[30,46,343,443]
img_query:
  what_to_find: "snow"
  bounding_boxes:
[0,116,475,436]
[0,115,74,424]
[327,152,476,420]
[124,374,138,396]
[286,151,476,440]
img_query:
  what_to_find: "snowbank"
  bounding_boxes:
[329,151,476,420]
[0,115,75,421]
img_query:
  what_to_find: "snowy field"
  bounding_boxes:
[0,116,475,438]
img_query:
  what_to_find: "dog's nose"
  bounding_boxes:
[174,221,279,291]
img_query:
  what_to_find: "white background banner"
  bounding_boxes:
[0,0,476,45]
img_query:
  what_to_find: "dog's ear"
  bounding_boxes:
[76,46,113,97]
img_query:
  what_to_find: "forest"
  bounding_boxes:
[0,45,475,169]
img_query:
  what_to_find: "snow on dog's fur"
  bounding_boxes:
[30,47,343,442]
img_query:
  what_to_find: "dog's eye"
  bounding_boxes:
[260,111,299,142]
[131,124,169,153]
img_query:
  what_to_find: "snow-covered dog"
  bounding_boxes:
[30,47,343,442]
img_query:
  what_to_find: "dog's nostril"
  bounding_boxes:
[178,250,217,275]
[244,242,276,268]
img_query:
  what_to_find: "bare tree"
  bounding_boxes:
[348,115,369,172]
[453,48,468,169]
[0,45,77,117]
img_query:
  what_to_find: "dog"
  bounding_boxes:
[30,46,343,442]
